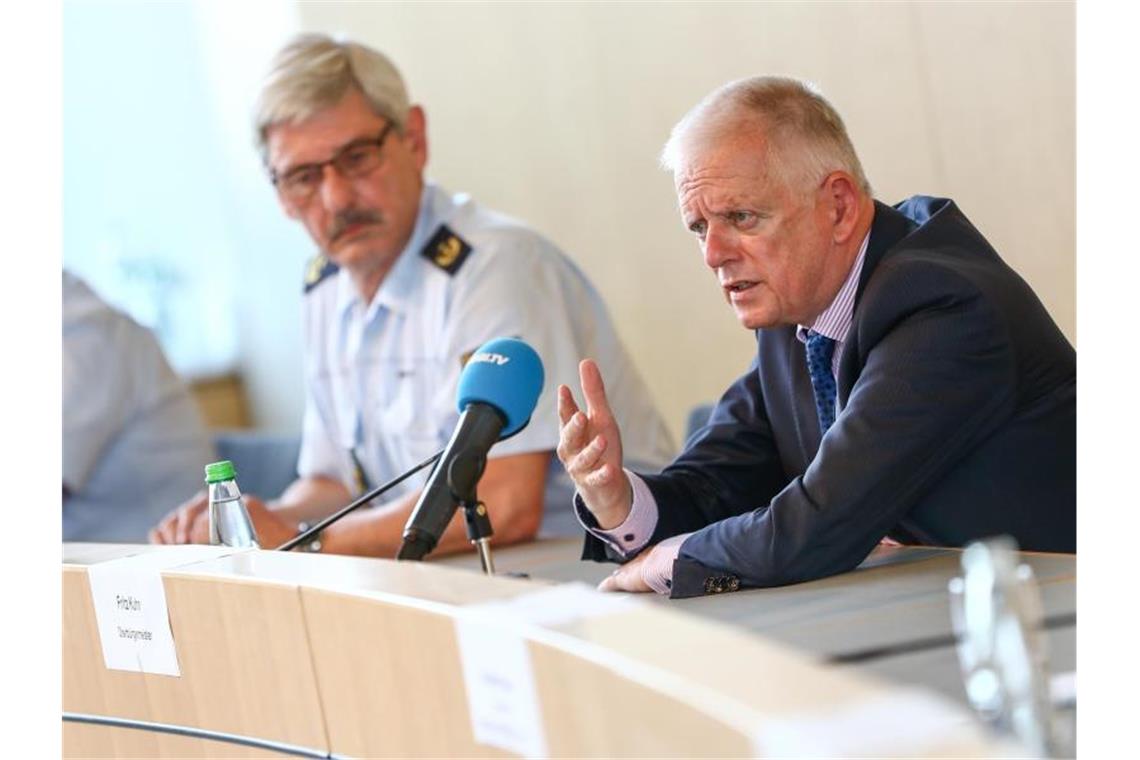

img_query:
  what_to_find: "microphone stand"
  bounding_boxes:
[275,449,442,552]
[453,473,496,576]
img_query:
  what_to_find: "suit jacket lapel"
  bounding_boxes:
[855,201,919,307]
[837,201,919,405]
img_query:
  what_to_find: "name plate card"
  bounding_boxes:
[86,545,240,676]
[455,583,639,758]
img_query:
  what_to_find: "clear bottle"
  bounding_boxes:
[205,460,259,548]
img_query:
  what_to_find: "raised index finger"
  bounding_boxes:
[579,359,613,421]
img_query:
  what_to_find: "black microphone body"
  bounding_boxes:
[397,402,505,560]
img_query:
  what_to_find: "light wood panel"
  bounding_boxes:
[190,372,252,429]
[301,589,502,758]
[529,637,754,758]
[63,545,1014,758]
[62,721,293,759]
[63,552,329,757]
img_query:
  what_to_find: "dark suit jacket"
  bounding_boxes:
[583,197,1076,598]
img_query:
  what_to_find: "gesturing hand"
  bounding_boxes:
[556,359,632,529]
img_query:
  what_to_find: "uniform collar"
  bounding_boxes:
[334,182,452,321]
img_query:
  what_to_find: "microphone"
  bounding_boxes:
[397,337,544,561]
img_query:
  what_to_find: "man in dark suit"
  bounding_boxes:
[556,76,1075,598]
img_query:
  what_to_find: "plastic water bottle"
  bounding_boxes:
[205,460,259,548]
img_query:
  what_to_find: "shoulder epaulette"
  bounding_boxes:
[420,224,472,275]
[303,254,338,294]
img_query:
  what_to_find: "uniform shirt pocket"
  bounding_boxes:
[374,357,447,471]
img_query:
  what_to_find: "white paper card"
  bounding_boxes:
[455,610,547,758]
[86,545,238,676]
[452,583,636,757]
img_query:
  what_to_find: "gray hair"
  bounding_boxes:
[660,76,871,195]
[253,33,411,162]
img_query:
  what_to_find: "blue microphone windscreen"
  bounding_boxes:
[457,337,545,437]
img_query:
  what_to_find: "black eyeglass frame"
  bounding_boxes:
[269,122,396,197]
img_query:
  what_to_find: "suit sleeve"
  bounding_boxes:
[669,263,1019,596]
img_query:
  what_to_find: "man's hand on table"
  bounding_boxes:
[597,547,655,593]
[150,492,299,548]
[149,490,210,544]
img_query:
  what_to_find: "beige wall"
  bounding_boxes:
[296,1,1075,442]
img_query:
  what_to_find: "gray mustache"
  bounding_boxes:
[328,209,383,241]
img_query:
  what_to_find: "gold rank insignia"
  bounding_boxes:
[421,224,472,275]
[303,254,339,294]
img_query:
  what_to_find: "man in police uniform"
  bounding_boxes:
[151,33,673,555]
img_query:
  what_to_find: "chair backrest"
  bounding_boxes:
[212,430,301,499]
[684,403,715,446]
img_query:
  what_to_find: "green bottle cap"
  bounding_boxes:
[204,460,237,483]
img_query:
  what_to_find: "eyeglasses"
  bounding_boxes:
[270,122,395,203]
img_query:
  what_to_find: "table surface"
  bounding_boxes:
[436,538,1075,655]
[436,536,1076,730]
[65,539,1074,667]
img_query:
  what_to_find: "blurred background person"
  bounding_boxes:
[63,270,216,542]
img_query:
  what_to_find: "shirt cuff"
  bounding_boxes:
[642,532,690,595]
[574,469,659,558]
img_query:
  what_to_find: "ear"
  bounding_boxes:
[822,171,862,245]
[403,105,429,171]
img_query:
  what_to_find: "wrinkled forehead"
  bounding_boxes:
[672,125,781,197]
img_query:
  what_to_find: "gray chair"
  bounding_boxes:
[684,403,716,446]
[212,430,301,499]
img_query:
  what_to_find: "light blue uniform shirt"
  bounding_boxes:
[299,183,674,535]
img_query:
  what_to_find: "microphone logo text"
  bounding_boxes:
[470,352,510,367]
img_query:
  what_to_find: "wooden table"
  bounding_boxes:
[63,540,1071,758]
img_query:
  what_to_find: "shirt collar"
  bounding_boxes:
[796,230,870,344]
[334,182,448,321]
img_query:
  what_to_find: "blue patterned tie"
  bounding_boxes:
[804,330,837,434]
